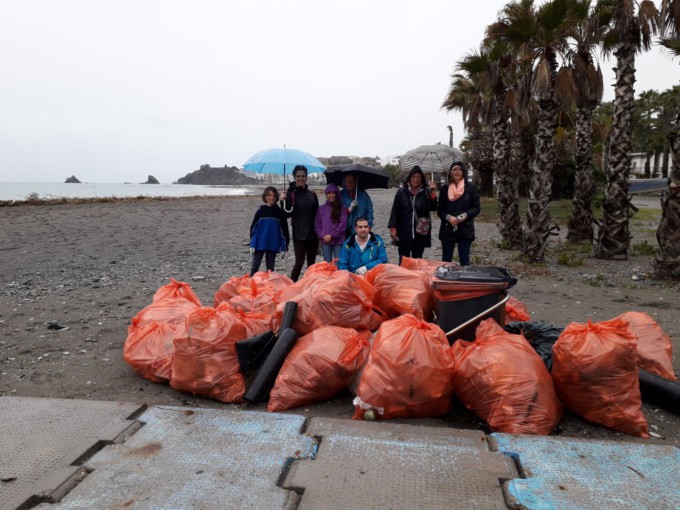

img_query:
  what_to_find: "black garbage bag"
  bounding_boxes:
[236,330,277,374]
[505,321,564,372]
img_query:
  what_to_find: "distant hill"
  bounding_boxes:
[175,165,257,185]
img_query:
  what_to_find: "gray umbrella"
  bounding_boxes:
[399,144,465,175]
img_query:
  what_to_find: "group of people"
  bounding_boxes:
[248,161,480,280]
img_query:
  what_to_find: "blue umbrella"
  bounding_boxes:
[243,148,326,180]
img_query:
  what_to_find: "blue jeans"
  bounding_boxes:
[322,243,341,263]
[441,239,472,265]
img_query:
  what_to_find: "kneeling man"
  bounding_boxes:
[337,217,388,275]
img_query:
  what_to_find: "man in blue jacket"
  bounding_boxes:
[340,174,374,237]
[337,217,388,275]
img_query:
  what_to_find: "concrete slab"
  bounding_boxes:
[282,417,517,509]
[36,406,317,510]
[0,397,145,510]
[493,433,680,510]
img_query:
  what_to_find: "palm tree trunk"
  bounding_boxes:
[596,44,636,259]
[523,97,558,262]
[494,100,521,248]
[653,110,680,278]
[568,105,596,243]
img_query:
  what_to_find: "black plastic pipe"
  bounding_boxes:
[243,328,299,405]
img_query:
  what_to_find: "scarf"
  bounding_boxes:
[448,180,465,201]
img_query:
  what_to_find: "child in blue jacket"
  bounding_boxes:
[249,186,290,276]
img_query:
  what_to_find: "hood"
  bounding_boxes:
[324,183,340,194]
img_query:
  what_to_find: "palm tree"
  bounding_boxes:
[456,42,523,247]
[595,0,659,259]
[654,0,680,278]
[487,0,581,261]
[566,0,605,243]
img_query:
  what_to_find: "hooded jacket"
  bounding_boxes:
[337,232,388,273]
[250,203,290,252]
[315,195,348,246]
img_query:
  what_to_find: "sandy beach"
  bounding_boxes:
[1,189,678,445]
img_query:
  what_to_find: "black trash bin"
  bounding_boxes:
[432,266,517,343]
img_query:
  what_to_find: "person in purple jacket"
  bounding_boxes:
[314,183,348,262]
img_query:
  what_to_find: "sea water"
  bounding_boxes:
[0,182,260,201]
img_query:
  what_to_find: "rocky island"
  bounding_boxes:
[175,164,257,185]
[64,175,81,183]
[142,175,160,184]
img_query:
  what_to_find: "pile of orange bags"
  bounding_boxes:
[615,311,676,381]
[268,326,370,412]
[451,319,562,434]
[169,303,248,403]
[505,296,530,324]
[365,263,434,321]
[551,318,649,437]
[353,314,455,420]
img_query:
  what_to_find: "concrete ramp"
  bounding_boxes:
[0,397,145,510]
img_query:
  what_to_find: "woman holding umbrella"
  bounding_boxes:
[388,166,438,263]
[281,165,319,282]
[437,160,480,265]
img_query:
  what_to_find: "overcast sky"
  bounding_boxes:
[1,1,679,183]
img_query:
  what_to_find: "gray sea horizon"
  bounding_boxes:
[0,182,262,201]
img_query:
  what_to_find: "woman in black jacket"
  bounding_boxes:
[437,160,480,265]
[281,165,319,281]
[388,166,438,264]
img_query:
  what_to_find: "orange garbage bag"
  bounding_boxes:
[616,311,676,381]
[169,305,247,403]
[505,296,530,324]
[153,278,202,306]
[214,274,251,304]
[129,297,199,331]
[353,314,455,420]
[123,322,177,383]
[213,271,292,307]
[302,261,338,279]
[268,326,370,412]
[365,263,434,321]
[252,271,294,293]
[451,319,562,434]
[400,256,454,272]
[551,318,649,437]
[276,271,384,336]
[233,306,272,338]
